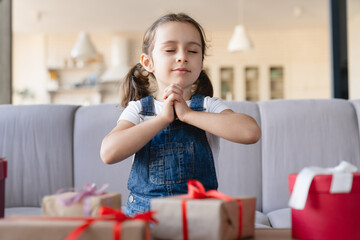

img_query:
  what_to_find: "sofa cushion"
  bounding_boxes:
[217,101,262,211]
[259,99,360,213]
[73,104,132,206]
[267,208,291,228]
[0,105,78,208]
[255,210,272,228]
[5,207,42,217]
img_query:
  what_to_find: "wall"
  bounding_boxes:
[13,34,47,104]
[349,13,360,99]
[13,27,332,104]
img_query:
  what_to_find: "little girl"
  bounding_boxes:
[100,13,261,216]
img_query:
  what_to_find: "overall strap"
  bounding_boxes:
[190,94,205,112]
[140,96,155,116]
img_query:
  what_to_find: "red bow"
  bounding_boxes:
[181,180,243,240]
[185,180,233,201]
[65,207,158,240]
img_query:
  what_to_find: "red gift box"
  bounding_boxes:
[0,158,7,218]
[289,173,360,240]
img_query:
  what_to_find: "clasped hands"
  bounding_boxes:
[159,83,192,124]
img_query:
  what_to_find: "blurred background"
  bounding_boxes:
[8,0,360,105]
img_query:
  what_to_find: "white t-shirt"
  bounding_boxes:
[118,96,230,166]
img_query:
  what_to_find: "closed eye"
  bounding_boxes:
[188,51,198,53]
[165,50,175,52]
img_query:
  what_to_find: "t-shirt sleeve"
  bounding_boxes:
[203,97,229,167]
[117,100,142,125]
[204,96,231,113]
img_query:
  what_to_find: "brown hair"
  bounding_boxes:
[120,13,213,107]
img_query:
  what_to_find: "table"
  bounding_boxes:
[253,229,295,240]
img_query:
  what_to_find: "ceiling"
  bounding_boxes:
[13,0,360,34]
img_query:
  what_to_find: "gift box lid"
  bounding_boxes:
[0,158,7,180]
[289,172,360,193]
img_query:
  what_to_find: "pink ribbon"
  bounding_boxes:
[56,183,109,216]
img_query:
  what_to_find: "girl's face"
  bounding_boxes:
[141,21,203,98]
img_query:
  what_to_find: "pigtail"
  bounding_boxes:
[193,70,213,97]
[120,63,152,107]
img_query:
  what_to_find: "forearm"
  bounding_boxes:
[182,110,261,144]
[100,116,170,164]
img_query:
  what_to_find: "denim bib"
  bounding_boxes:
[125,94,218,216]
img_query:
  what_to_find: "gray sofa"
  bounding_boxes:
[1,99,360,228]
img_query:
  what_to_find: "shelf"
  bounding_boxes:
[46,61,110,104]
[48,86,99,94]
[48,62,104,71]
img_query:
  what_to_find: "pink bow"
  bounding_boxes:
[56,183,109,216]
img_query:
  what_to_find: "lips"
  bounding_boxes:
[173,68,190,73]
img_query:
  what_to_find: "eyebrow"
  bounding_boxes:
[161,40,201,48]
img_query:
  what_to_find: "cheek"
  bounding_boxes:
[152,54,166,65]
[195,60,203,71]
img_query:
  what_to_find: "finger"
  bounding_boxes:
[169,83,183,90]
[163,88,183,100]
[164,88,183,98]
[168,83,183,92]
[171,84,184,95]
[165,93,183,105]
[163,93,176,104]
[164,84,183,96]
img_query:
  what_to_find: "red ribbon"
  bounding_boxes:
[65,206,158,240]
[181,180,243,240]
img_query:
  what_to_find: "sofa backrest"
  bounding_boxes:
[0,105,77,207]
[351,100,360,135]
[259,99,360,213]
[217,101,262,211]
[73,104,132,206]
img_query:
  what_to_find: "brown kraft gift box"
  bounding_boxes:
[151,196,256,240]
[0,216,148,240]
[42,192,121,217]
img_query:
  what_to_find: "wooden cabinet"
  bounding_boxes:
[208,65,285,102]
[270,66,284,99]
[245,67,259,102]
[220,67,235,100]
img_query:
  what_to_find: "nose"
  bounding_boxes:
[176,50,188,63]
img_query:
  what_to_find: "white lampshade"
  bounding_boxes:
[101,37,131,82]
[71,32,97,59]
[227,25,253,52]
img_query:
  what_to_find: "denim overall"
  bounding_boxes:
[125,94,218,216]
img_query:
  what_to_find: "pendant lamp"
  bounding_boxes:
[71,32,97,63]
[227,0,253,52]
